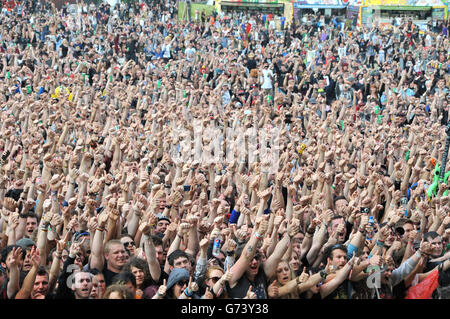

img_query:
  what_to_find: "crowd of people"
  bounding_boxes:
[0,0,449,300]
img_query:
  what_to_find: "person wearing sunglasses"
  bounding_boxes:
[153,268,198,299]
[202,265,229,299]
[120,234,136,257]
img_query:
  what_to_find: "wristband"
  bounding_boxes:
[254,232,263,240]
[376,240,384,247]
[184,288,193,297]
[96,227,105,232]
[40,226,48,232]
[415,250,422,258]
[165,205,172,209]
[226,251,235,257]
[320,270,327,280]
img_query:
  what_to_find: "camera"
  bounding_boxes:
[360,207,370,214]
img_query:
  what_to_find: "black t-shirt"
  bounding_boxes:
[324,279,351,299]
[102,264,119,288]
[226,265,268,299]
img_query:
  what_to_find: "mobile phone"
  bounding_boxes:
[1,150,10,161]
[400,196,408,206]
[184,185,191,192]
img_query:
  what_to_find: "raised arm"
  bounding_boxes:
[14,247,41,299]
[89,213,108,271]
[140,221,161,283]
[7,247,22,299]
[228,216,268,288]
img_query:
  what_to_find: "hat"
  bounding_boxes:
[16,238,36,250]
[166,268,190,290]
[157,213,170,223]
[248,53,255,58]
[74,231,90,242]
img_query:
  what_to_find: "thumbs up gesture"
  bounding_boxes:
[154,279,167,299]
[298,267,309,284]
[268,280,279,298]
[245,285,257,299]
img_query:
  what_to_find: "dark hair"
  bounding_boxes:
[325,244,347,260]
[89,268,104,277]
[122,257,152,288]
[331,215,344,222]
[104,284,135,299]
[1,245,26,264]
[424,231,441,242]
[333,195,348,205]
[25,212,38,219]
[401,219,414,227]
[112,272,137,288]
[151,235,163,247]
[167,250,189,267]
[37,266,48,278]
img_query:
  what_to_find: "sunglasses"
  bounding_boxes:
[123,241,135,247]
[252,254,262,261]
[176,280,189,287]
[209,276,221,283]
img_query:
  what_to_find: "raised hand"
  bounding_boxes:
[30,246,41,268]
[298,267,309,284]
[9,247,23,267]
[69,237,86,257]
[157,279,167,297]
[188,276,198,293]
[245,285,257,299]
[268,280,279,298]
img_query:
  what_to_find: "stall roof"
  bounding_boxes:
[293,0,348,8]
[363,0,445,6]
[221,1,284,6]
[377,5,431,9]
[293,3,347,8]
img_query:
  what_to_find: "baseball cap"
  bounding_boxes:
[166,268,190,290]
[16,238,36,250]
[157,213,170,223]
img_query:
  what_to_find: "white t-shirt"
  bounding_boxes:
[185,47,196,61]
[162,43,171,58]
[261,69,274,89]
